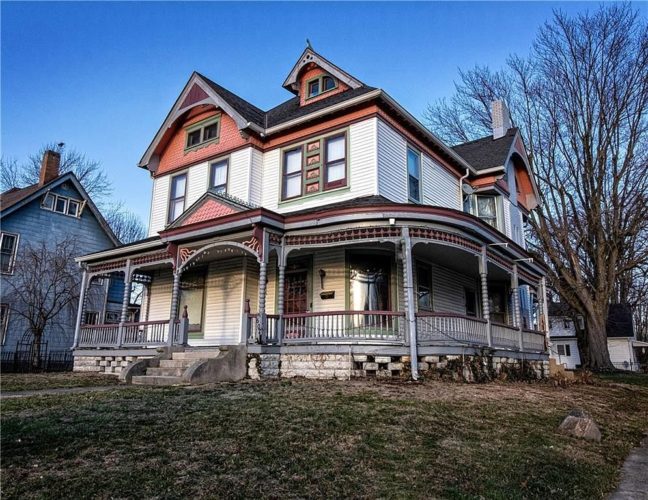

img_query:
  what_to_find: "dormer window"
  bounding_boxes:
[185,115,220,152]
[306,74,337,100]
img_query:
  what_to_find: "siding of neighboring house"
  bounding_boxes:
[608,338,637,370]
[1,181,115,352]
[551,338,581,369]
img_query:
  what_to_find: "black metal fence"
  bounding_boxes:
[1,342,73,373]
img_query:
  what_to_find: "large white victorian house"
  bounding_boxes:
[73,48,550,383]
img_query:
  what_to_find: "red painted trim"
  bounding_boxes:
[159,207,283,238]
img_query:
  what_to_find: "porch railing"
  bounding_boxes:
[491,322,521,349]
[416,313,489,346]
[522,328,546,352]
[280,311,405,343]
[78,319,182,348]
[246,314,280,344]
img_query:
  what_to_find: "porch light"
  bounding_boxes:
[319,269,326,289]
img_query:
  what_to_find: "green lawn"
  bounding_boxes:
[2,378,647,499]
[1,372,121,392]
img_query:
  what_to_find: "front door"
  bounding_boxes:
[284,269,309,314]
[283,264,309,339]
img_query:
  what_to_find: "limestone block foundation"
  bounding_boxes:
[247,353,549,382]
[73,354,155,376]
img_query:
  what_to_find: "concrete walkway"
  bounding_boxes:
[1,385,132,399]
[610,435,648,499]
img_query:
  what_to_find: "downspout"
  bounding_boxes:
[459,168,470,209]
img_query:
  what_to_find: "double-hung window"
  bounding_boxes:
[324,134,346,189]
[283,148,303,200]
[475,196,498,228]
[210,159,228,194]
[168,174,187,223]
[185,116,220,151]
[0,232,19,274]
[416,263,432,310]
[41,193,82,218]
[407,147,421,202]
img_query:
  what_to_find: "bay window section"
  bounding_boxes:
[168,174,187,223]
[210,159,228,194]
[282,148,303,200]
[476,196,498,228]
[324,134,346,188]
[407,147,421,202]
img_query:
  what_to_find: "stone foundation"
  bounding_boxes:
[73,354,154,376]
[247,352,549,382]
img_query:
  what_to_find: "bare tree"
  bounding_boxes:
[3,238,81,367]
[425,5,648,370]
[1,143,147,245]
[104,202,147,244]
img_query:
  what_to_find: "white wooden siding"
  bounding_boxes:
[201,258,245,345]
[503,199,512,239]
[607,338,635,368]
[377,117,461,209]
[148,175,170,236]
[312,249,346,312]
[147,268,173,320]
[431,264,481,315]
[249,148,264,206]
[377,118,408,202]
[229,148,252,201]
[422,155,461,209]
[550,339,581,369]
[263,118,378,213]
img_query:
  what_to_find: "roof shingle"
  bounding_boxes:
[452,128,518,171]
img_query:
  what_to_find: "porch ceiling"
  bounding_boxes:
[412,243,480,277]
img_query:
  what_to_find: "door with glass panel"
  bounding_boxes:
[283,261,309,339]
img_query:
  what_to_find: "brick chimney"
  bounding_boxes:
[39,150,61,186]
[491,100,512,139]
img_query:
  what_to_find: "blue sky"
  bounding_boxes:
[2,1,611,223]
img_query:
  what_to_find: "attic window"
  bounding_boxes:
[185,115,220,152]
[41,193,83,218]
[306,74,337,100]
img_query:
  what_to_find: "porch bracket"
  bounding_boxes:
[401,227,419,380]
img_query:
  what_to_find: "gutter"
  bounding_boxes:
[75,238,164,263]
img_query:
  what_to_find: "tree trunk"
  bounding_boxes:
[585,316,615,371]
[31,329,43,369]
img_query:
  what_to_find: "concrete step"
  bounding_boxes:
[131,375,186,386]
[146,367,185,377]
[173,349,224,360]
[159,359,193,368]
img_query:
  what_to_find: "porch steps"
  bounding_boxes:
[131,375,185,386]
[131,348,238,386]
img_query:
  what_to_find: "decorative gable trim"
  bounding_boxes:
[139,73,264,171]
[282,48,363,94]
[165,190,255,230]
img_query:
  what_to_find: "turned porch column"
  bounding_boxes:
[72,269,89,349]
[401,227,419,381]
[479,246,492,347]
[510,264,523,350]
[117,259,132,347]
[167,270,182,346]
[257,259,268,343]
[277,262,286,345]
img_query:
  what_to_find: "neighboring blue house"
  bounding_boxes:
[0,150,121,358]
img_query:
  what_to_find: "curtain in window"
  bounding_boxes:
[284,149,302,198]
[477,196,497,226]
[349,256,390,327]
[211,161,228,192]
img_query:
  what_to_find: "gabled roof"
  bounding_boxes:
[0,172,120,246]
[198,73,266,128]
[282,47,364,94]
[452,128,518,171]
[0,185,42,212]
[165,189,256,230]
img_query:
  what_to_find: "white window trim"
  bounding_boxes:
[41,192,84,218]
[407,146,422,203]
[0,232,20,275]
